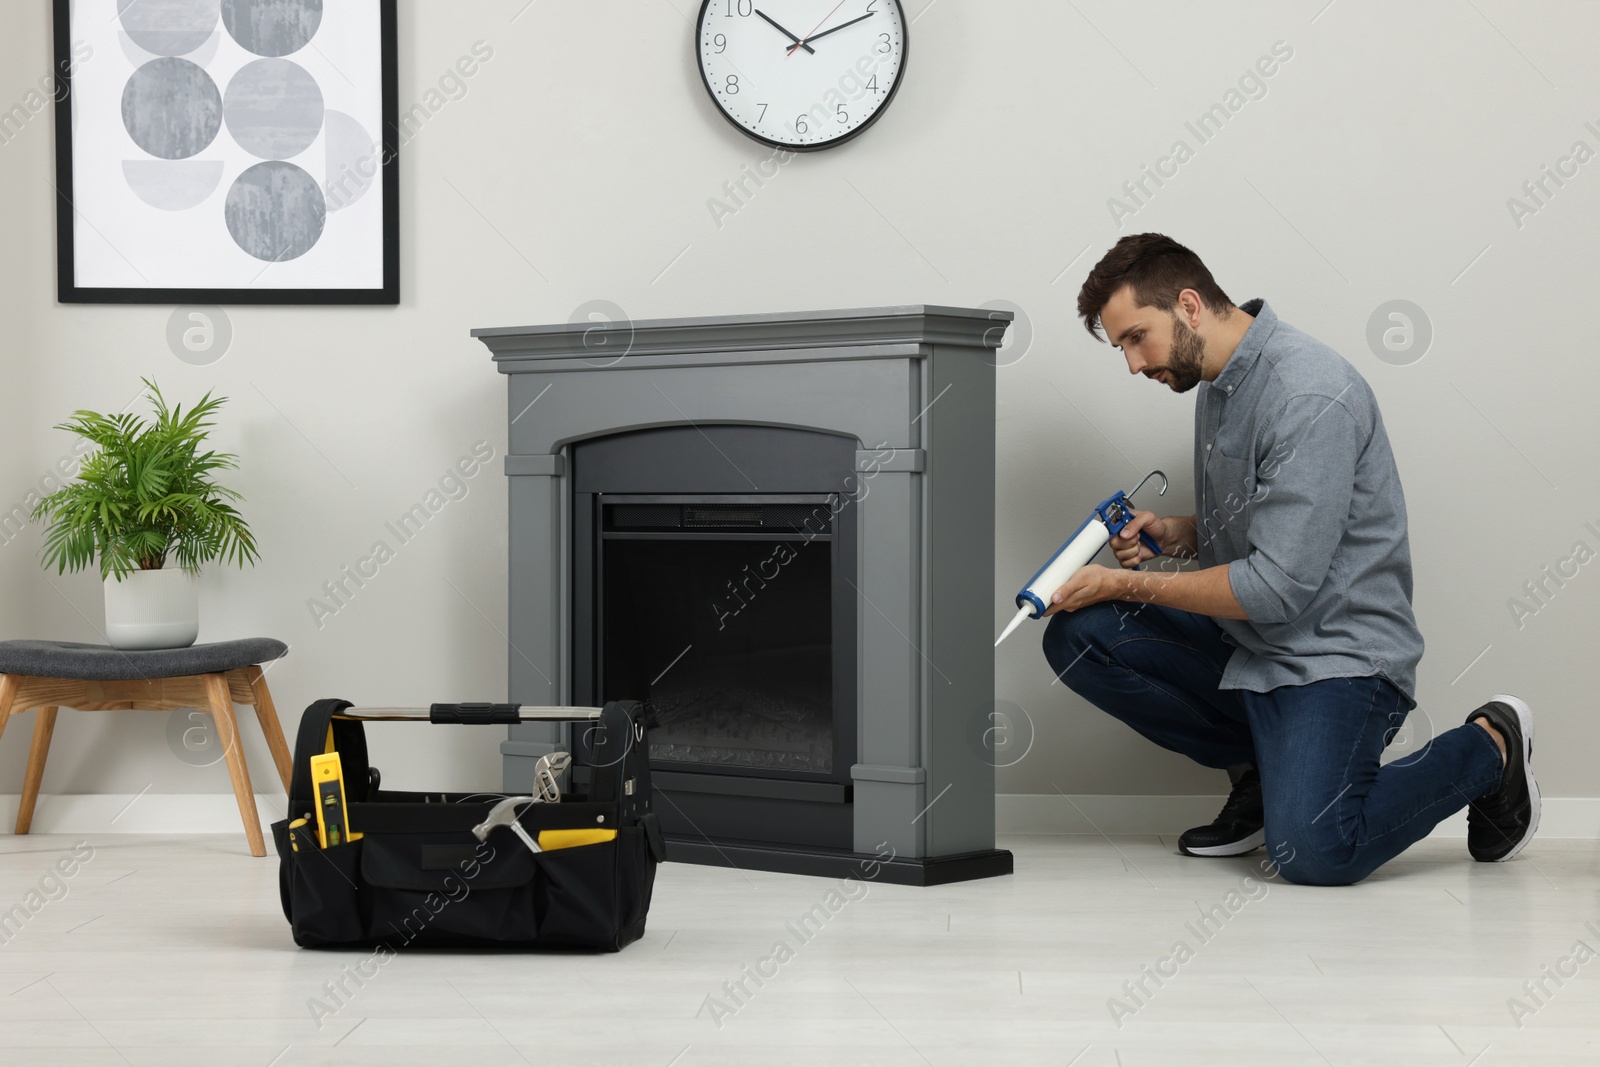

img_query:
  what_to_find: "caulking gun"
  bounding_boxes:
[994,470,1169,647]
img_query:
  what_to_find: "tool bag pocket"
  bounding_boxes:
[272,698,661,952]
[274,819,367,947]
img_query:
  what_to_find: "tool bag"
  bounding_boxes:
[271,699,664,951]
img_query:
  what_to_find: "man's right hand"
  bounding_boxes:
[1111,509,1176,568]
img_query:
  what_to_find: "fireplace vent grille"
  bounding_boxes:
[606,502,832,533]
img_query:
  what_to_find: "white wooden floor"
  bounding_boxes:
[0,832,1596,1066]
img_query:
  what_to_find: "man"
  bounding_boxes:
[1040,233,1538,886]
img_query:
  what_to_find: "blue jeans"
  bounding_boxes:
[1041,600,1505,886]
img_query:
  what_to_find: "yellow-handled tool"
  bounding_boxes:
[310,752,362,848]
[538,828,617,850]
[473,796,619,854]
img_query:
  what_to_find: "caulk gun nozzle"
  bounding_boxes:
[994,606,1033,647]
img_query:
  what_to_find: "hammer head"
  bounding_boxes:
[473,795,537,842]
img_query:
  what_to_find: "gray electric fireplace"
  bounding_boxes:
[474,306,1013,885]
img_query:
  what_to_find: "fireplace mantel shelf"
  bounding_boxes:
[474,305,1012,366]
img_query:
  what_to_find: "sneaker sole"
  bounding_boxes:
[1485,693,1540,861]
[1179,828,1265,857]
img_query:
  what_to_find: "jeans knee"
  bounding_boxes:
[1041,602,1118,680]
[1265,826,1363,887]
[1273,856,1353,887]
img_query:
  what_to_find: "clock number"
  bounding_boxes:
[757,102,769,121]
[726,74,740,94]
[795,114,809,134]
[713,33,727,53]
[867,75,879,94]
[867,0,877,9]
[836,102,849,124]
[725,0,752,15]
[878,32,892,53]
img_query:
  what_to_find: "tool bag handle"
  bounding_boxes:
[428,702,522,724]
[288,698,372,820]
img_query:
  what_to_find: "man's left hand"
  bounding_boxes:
[1042,564,1129,616]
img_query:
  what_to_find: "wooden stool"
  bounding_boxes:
[0,638,293,857]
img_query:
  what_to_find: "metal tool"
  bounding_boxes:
[995,470,1169,647]
[532,751,572,803]
[473,796,543,853]
[470,752,573,854]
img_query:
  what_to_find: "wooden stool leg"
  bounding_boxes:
[0,673,15,749]
[0,675,18,830]
[204,673,265,857]
[244,665,293,793]
[16,707,59,835]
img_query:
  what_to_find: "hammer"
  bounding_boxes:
[473,796,542,853]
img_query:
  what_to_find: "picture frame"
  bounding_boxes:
[52,0,400,305]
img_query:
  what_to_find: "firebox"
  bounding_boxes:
[570,425,859,851]
[475,305,1014,885]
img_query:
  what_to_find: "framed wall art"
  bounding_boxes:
[53,0,399,305]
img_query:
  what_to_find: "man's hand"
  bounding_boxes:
[1110,509,1174,568]
[1043,558,1251,620]
[1042,563,1127,616]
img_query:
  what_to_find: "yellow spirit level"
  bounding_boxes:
[309,752,362,848]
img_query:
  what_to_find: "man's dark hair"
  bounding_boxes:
[1076,233,1234,341]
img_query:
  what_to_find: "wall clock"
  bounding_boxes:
[697,0,909,151]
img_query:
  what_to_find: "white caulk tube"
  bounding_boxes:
[994,514,1113,646]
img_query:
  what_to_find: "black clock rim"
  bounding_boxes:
[694,0,910,153]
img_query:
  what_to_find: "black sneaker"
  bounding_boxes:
[1179,767,1265,857]
[1466,694,1539,862]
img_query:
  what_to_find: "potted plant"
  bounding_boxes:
[31,380,259,650]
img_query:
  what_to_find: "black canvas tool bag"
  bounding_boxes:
[271,699,664,951]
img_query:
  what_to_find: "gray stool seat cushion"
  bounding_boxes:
[0,639,288,681]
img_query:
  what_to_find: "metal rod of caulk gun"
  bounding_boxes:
[995,470,1169,647]
[1124,469,1168,504]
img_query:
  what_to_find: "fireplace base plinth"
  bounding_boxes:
[664,835,1013,886]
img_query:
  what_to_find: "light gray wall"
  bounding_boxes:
[1,1,1595,804]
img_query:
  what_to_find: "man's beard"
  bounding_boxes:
[1160,315,1207,393]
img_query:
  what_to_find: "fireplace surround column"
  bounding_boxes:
[474,306,1013,885]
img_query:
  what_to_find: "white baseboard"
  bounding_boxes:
[3,794,1597,839]
[997,794,1600,839]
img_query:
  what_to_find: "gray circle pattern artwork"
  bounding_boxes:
[123,159,224,211]
[225,161,326,261]
[118,0,220,57]
[118,26,223,70]
[323,110,377,211]
[221,0,323,58]
[224,58,324,159]
[121,58,222,160]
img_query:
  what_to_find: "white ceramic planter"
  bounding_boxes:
[104,568,199,650]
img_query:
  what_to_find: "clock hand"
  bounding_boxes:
[754,9,815,53]
[795,10,876,47]
[787,0,851,56]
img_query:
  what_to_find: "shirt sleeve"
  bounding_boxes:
[1226,394,1360,624]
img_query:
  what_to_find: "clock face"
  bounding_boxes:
[697,0,909,151]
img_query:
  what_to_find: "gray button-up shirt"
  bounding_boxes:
[1195,298,1424,708]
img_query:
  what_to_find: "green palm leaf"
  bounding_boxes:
[31,380,259,580]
